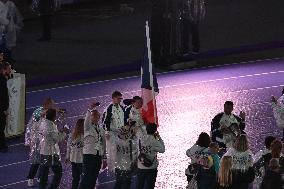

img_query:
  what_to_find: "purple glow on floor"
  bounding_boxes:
[1,58,284,188]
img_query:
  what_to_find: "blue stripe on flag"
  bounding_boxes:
[141,43,159,93]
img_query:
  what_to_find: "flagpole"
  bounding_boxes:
[145,21,157,124]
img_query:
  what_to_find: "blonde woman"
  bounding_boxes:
[65,118,84,189]
[224,134,253,171]
[217,156,233,188]
[216,156,255,189]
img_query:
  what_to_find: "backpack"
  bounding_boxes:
[186,148,215,182]
[195,153,216,181]
[138,139,154,167]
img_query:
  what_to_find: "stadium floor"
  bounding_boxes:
[1,58,284,188]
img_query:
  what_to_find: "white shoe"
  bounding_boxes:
[27,179,34,187]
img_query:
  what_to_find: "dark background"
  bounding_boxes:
[200,0,284,50]
[10,0,284,87]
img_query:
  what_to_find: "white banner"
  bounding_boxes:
[5,73,26,137]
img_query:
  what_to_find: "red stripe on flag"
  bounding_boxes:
[141,88,158,125]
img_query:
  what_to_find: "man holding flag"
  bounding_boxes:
[136,21,165,189]
[141,21,159,125]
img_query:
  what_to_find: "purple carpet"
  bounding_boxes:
[1,58,284,188]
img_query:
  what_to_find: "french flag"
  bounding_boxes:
[141,21,159,125]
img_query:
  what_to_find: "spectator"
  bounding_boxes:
[4,61,12,79]
[0,0,23,59]
[150,0,182,68]
[137,123,165,189]
[181,0,206,54]
[33,0,56,41]
[0,61,10,79]
[0,62,9,153]
[65,118,84,189]
[150,0,164,67]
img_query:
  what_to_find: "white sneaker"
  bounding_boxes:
[27,179,34,187]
